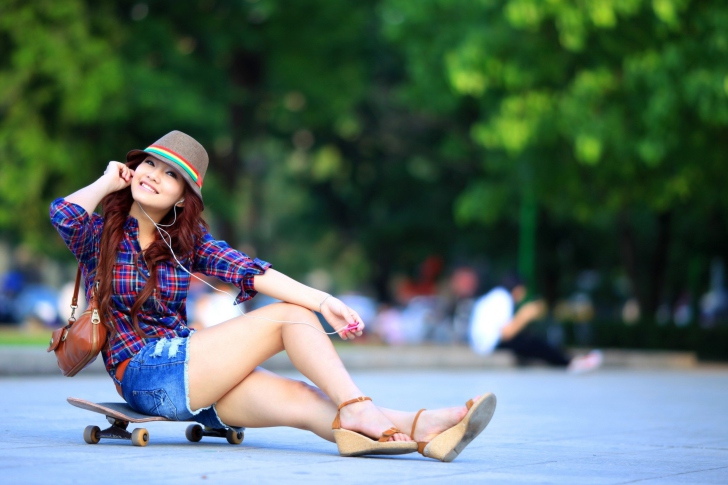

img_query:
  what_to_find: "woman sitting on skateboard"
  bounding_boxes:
[50,131,496,460]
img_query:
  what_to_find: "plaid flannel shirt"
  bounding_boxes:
[50,198,271,383]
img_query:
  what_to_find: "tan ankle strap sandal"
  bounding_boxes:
[332,396,418,457]
[410,393,498,462]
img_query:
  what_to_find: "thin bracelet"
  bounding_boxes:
[318,294,331,313]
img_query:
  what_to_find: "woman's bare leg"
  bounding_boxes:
[212,365,470,443]
[188,302,415,441]
[214,366,339,440]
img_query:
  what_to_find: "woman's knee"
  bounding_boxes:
[272,302,321,327]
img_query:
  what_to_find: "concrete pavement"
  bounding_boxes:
[1,367,727,484]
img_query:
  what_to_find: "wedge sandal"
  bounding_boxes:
[410,392,497,462]
[332,396,418,457]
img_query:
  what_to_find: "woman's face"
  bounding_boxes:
[130,157,186,211]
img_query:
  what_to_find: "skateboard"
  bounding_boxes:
[68,397,244,447]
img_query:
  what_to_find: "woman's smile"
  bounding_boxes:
[139,181,159,194]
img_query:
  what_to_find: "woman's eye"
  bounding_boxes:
[145,160,155,166]
[166,171,178,179]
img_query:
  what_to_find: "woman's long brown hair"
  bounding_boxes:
[95,160,207,337]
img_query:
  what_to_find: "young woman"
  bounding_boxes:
[50,131,497,461]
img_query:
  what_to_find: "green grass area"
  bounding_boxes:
[0,327,52,346]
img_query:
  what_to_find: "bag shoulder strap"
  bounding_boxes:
[71,265,82,308]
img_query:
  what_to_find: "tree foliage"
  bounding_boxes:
[382,0,728,312]
[1,0,727,318]
[0,0,123,246]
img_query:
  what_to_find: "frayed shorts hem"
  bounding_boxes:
[120,337,228,429]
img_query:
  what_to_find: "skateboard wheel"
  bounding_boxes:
[185,424,203,442]
[131,428,149,447]
[83,425,100,444]
[226,428,244,445]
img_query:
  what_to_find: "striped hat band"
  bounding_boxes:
[144,145,202,188]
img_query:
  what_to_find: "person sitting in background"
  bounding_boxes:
[468,274,602,373]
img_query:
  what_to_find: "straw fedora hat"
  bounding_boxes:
[126,130,209,205]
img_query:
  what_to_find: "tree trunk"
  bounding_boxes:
[618,210,673,321]
[646,211,672,318]
[218,50,264,249]
[618,211,644,314]
[518,185,537,293]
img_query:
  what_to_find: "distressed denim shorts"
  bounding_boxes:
[120,336,227,429]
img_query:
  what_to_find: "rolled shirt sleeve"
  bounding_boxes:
[49,198,103,263]
[192,227,271,304]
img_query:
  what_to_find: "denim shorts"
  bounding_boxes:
[120,336,227,429]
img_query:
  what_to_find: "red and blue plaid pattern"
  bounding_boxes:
[50,198,271,382]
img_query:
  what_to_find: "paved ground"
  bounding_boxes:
[1,367,727,484]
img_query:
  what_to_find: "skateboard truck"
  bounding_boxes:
[84,417,148,446]
[69,397,244,447]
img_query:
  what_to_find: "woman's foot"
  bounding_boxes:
[338,398,413,442]
[409,400,472,443]
[412,393,497,462]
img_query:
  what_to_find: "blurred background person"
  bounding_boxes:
[469,274,602,373]
[372,274,432,345]
[188,281,243,330]
[435,266,482,344]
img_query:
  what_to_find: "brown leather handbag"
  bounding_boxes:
[47,266,108,376]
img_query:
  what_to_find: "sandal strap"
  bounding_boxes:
[466,398,475,410]
[337,396,371,411]
[409,408,426,440]
[333,397,404,443]
[378,427,403,442]
[332,396,372,430]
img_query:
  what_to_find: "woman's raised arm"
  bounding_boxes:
[65,162,134,215]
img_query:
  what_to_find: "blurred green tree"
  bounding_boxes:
[1,0,727,318]
[0,0,486,296]
[0,0,124,248]
[382,0,728,316]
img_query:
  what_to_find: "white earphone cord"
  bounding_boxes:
[137,202,347,336]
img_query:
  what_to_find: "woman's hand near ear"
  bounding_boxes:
[102,161,135,193]
[64,161,135,216]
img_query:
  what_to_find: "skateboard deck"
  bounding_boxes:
[68,397,244,447]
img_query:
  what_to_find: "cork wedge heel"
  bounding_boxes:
[332,397,418,457]
[410,393,497,462]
